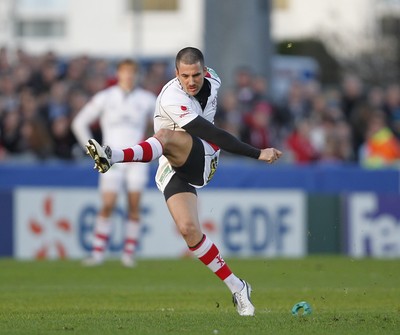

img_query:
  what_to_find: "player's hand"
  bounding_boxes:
[259,148,283,164]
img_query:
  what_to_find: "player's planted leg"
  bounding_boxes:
[189,234,255,316]
[167,192,255,316]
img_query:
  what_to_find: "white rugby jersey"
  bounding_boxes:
[72,85,156,148]
[154,67,221,132]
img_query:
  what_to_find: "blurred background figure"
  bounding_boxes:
[215,89,242,139]
[233,66,256,114]
[285,119,319,164]
[142,61,170,95]
[72,59,156,267]
[383,84,400,139]
[241,101,273,150]
[359,111,400,168]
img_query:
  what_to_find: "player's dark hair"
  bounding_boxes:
[117,59,138,71]
[175,47,204,69]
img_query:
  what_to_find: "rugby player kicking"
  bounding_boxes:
[86,47,282,316]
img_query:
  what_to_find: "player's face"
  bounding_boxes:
[176,61,206,96]
[117,64,136,89]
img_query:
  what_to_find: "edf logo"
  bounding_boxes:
[199,190,306,257]
[222,206,291,255]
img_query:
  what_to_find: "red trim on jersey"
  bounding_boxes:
[205,71,211,78]
[140,142,153,162]
[215,264,232,280]
[94,246,105,252]
[199,244,219,265]
[123,148,134,162]
[206,141,220,152]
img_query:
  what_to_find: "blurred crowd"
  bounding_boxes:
[1,47,400,168]
[216,67,400,168]
[0,47,170,162]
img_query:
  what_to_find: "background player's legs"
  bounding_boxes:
[123,163,149,267]
[166,192,244,294]
[122,191,142,267]
[84,191,117,266]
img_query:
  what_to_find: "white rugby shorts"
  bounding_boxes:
[99,162,149,193]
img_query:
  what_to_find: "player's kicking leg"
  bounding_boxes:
[85,132,165,172]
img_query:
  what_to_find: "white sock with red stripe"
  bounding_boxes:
[189,234,244,294]
[111,137,163,164]
[123,220,140,259]
[91,216,112,261]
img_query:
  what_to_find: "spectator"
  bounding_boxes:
[0,73,19,116]
[341,74,365,121]
[20,117,53,160]
[367,86,385,110]
[241,102,272,149]
[0,47,10,72]
[215,89,242,138]
[50,115,77,160]
[285,119,319,164]
[28,60,59,100]
[251,74,269,105]
[142,61,170,95]
[277,80,310,133]
[383,84,400,139]
[233,66,255,114]
[359,111,400,168]
[0,110,23,155]
[40,81,70,124]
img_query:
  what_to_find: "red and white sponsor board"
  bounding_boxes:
[14,188,306,259]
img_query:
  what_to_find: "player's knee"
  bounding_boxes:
[154,128,174,146]
[177,222,199,240]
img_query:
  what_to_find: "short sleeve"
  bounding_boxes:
[162,104,199,128]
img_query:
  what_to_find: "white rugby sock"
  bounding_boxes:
[111,137,163,164]
[189,234,243,293]
[123,220,140,258]
[91,216,112,261]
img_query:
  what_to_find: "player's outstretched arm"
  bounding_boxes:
[183,115,282,162]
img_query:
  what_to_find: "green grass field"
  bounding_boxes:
[0,257,399,335]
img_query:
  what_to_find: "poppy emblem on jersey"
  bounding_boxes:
[180,106,188,111]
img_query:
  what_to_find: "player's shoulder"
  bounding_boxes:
[87,86,113,105]
[95,85,118,98]
[158,78,189,104]
[205,67,221,85]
